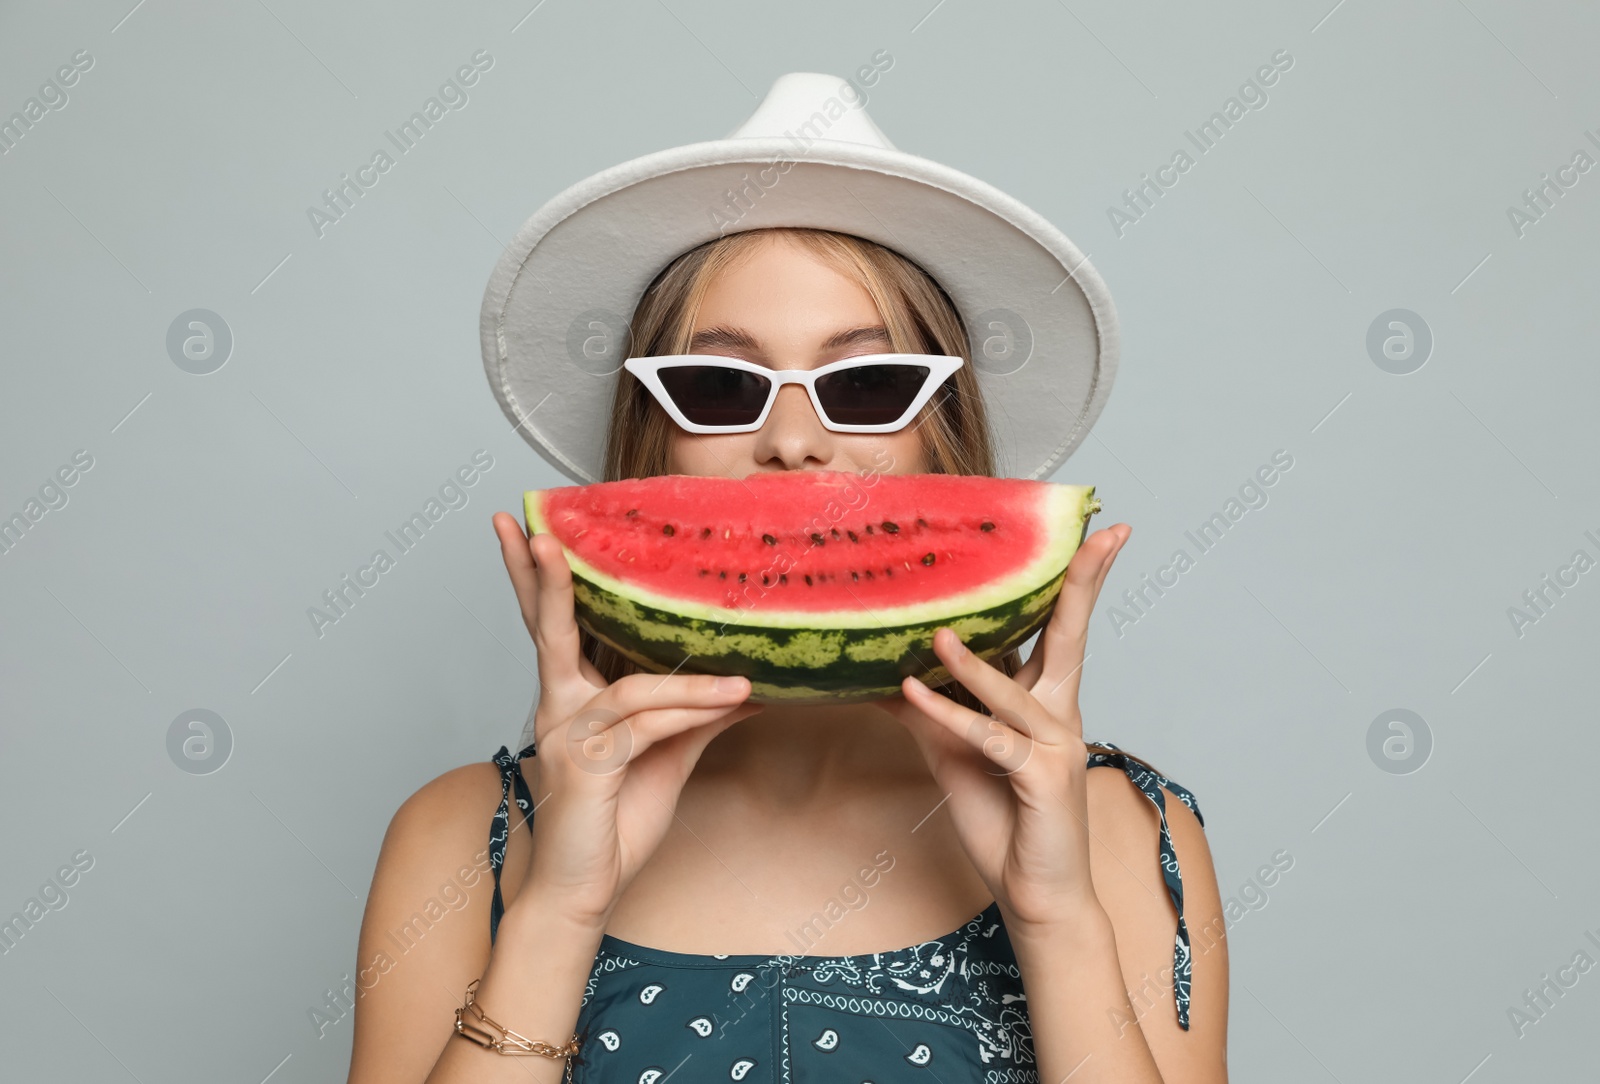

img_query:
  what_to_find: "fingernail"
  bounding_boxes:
[714,676,748,693]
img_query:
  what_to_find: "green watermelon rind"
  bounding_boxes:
[570,566,1069,704]
[525,481,1100,704]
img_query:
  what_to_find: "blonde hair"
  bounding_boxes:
[581,226,1157,769]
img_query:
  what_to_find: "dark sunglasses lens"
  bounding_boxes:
[657,365,772,426]
[814,364,932,426]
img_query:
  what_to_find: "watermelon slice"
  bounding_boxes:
[525,471,1101,703]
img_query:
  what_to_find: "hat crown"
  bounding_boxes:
[725,71,898,151]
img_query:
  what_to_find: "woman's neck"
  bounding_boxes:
[693,699,931,806]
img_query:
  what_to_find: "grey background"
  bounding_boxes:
[2,0,1596,1080]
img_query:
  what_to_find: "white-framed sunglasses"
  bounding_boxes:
[622,353,964,434]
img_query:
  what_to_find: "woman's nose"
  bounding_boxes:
[752,382,832,470]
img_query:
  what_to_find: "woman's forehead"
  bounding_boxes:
[683,232,897,363]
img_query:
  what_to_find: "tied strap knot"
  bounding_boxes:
[487,741,537,945]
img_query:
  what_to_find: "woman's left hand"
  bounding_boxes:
[877,521,1131,935]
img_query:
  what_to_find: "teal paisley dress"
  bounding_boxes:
[485,739,1205,1083]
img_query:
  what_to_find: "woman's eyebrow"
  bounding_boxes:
[687,324,892,354]
[687,325,760,353]
[820,325,893,350]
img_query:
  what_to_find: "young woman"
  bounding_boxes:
[346,224,1227,1083]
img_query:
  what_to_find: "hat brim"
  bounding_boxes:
[481,137,1117,483]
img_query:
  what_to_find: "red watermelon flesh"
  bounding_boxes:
[528,471,1096,627]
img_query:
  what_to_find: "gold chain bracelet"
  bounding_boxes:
[454,979,583,1079]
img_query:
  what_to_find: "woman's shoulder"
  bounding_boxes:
[1085,742,1204,824]
[368,747,539,919]
[349,752,536,1080]
[360,749,537,956]
[381,747,536,861]
[1081,740,1222,1038]
[386,758,506,842]
[1082,741,1208,881]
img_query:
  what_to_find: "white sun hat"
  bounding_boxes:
[480,71,1118,483]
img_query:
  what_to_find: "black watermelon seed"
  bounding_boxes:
[626,508,638,517]
[804,574,813,585]
[662,524,675,536]
[980,521,995,532]
[882,521,899,533]
[738,572,746,583]
[719,571,727,579]
[778,573,787,586]
[864,569,874,579]
[698,568,707,576]
[865,525,874,535]
[851,570,859,582]
[830,528,841,540]
[922,552,936,566]
[847,530,859,542]
[810,533,825,545]
[885,567,893,576]
[916,517,927,528]
[761,573,771,586]
[762,533,777,545]
[700,526,712,538]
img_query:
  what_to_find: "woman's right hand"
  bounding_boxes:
[491,512,762,929]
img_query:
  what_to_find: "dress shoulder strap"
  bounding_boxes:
[487,741,537,946]
[1086,741,1207,1032]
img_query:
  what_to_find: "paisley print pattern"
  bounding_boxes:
[486,738,1204,1081]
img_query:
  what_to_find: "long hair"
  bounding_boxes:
[581,226,1155,772]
